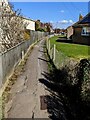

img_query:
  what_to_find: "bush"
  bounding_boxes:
[24,30,30,40]
[37,28,46,32]
[79,59,90,102]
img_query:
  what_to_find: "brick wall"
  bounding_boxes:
[72,27,90,45]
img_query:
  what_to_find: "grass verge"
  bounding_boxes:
[49,36,90,60]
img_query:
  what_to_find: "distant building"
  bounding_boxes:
[54,28,66,35]
[35,20,54,33]
[54,28,61,34]
[44,22,54,33]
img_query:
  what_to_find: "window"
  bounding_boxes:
[81,27,90,36]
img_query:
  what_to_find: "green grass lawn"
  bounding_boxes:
[49,36,90,60]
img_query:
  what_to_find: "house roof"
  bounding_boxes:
[73,12,90,27]
[22,17,35,22]
[79,12,90,24]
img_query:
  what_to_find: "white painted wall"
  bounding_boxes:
[23,18,35,31]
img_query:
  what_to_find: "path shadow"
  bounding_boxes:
[38,57,50,63]
[39,50,47,53]
[39,67,90,120]
[56,39,73,43]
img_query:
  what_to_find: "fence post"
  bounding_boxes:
[48,40,50,54]
[21,51,24,59]
[53,44,56,62]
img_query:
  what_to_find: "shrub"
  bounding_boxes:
[37,28,46,32]
[24,30,30,40]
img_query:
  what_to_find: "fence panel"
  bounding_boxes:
[0,31,47,87]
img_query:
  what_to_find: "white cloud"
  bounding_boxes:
[59,20,68,24]
[58,19,74,24]
[50,20,54,23]
[60,10,64,13]
[49,19,74,29]
[69,20,74,24]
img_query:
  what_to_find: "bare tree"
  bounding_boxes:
[0,2,27,52]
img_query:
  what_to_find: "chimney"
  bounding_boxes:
[79,14,83,21]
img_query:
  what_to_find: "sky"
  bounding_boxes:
[11,2,89,29]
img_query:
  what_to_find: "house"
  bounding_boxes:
[67,14,83,39]
[66,13,90,45]
[23,17,35,31]
[72,13,90,45]
[60,29,67,36]
[44,22,54,34]
[54,28,66,35]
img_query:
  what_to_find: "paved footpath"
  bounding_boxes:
[5,39,50,118]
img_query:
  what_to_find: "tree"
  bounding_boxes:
[35,20,40,31]
[0,2,27,52]
[46,25,50,34]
